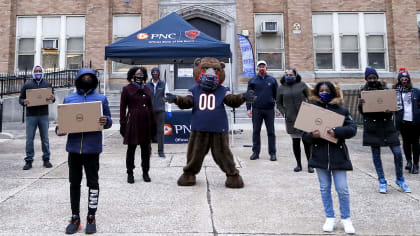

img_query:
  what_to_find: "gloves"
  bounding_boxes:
[166,111,172,120]
[165,93,177,103]
[120,124,126,137]
[198,76,218,92]
[242,90,257,103]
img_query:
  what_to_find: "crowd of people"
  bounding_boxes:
[18,62,418,234]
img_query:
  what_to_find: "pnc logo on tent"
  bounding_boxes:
[164,124,173,135]
[137,33,149,40]
[185,30,200,39]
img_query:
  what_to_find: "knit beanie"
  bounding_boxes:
[365,67,379,80]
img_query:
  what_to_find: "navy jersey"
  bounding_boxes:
[189,84,230,133]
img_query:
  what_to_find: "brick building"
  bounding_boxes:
[1,0,420,90]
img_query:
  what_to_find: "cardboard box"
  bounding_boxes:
[361,89,398,113]
[57,101,103,134]
[294,102,345,143]
[26,88,53,107]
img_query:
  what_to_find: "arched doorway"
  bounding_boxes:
[174,18,221,89]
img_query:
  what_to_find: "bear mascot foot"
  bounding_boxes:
[177,173,196,186]
[225,175,244,188]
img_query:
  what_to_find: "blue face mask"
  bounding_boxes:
[34,73,43,80]
[284,76,295,84]
[319,92,332,103]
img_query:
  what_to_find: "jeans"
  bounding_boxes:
[25,115,50,161]
[155,111,165,153]
[252,108,276,155]
[316,168,350,219]
[370,146,403,181]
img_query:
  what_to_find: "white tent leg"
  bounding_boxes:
[229,58,234,147]
[103,60,107,96]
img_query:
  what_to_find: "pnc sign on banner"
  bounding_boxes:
[164,111,192,144]
[137,31,201,41]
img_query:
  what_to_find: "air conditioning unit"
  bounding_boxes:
[42,39,59,49]
[261,21,278,33]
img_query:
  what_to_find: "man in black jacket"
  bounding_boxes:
[246,61,280,161]
[19,65,55,170]
[146,67,171,158]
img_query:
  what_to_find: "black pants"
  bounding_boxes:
[68,153,100,216]
[252,108,276,155]
[126,143,151,175]
[292,138,311,167]
[400,121,420,165]
[154,111,166,153]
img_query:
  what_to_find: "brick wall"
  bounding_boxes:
[16,0,87,15]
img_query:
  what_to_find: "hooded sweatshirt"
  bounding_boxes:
[19,65,55,116]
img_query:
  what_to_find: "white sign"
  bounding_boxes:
[293,23,301,34]
[178,68,193,77]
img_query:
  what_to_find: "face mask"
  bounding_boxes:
[258,68,266,75]
[78,79,96,92]
[197,68,220,92]
[284,76,295,85]
[401,81,408,86]
[319,92,332,103]
[152,73,159,80]
[34,73,43,80]
[134,75,145,85]
[367,81,380,88]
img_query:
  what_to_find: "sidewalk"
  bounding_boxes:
[0,121,419,235]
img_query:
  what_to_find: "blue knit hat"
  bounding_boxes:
[151,67,160,76]
[398,67,410,81]
[365,67,378,80]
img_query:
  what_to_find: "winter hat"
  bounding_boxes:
[365,67,378,80]
[398,67,410,81]
[151,67,160,76]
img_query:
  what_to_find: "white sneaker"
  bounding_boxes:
[323,217,336,232]
[341,218,355,234]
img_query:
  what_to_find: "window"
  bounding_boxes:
[254,14,284,70]
[365,14,386,69]
[339,14,359,69]
[66,17,85,69]
[16,17,36,71]
[312,13,388,71]
[416,13,420,51]
[112,15,141,72]
[42,17,60,71]
[313,14,334,69]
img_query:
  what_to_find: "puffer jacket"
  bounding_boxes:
[359,82,400,147]
[303,87,357,171]
[63,68,112,154]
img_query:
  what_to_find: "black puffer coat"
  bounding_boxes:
[359,83,400,147]
[303,88,357,171]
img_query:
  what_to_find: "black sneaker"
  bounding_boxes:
[158,152,166,158]
[294,165,302,172]
[143,173,151,182]
[308,166,314,173]
[65,214,81,234]
[23,161,32,170]
[43,160,53,168]
[127,174,135,184]
[85,214,96,234]
[250,153,259,160]
[412,164,419,174]
[270,155,277,161]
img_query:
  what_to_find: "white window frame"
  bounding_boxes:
[65,16,86,70]
[112,14,141,73]
[312,12,389,72]
[254,13,285,71]
[417,12,420,51]
[15,15,86,72]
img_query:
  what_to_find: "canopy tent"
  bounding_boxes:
[103,12,237,144]
[105,12,231,64]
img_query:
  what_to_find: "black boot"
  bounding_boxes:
[127,174,134,184]
[294,165,302,172]
[23,161,32,170]
[308,166,314,173]
[250,153,259,160]
[143,173,151,182]
[65,214,81,234]
[43,160,53,168]
[412,164,419,174]
[405,160,412,171]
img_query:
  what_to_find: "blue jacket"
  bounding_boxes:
[395,87,420,129]
[246,74,278,110]
[64,89,112,154]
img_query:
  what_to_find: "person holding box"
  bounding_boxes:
[303,81,357,234]
[120,67,156,184]
[359,67,411,193]
[57,68,112,234]
[19,65,55,170]
[393,68,420,174]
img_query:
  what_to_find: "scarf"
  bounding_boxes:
[396,85,412,110]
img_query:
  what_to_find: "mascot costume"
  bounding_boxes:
[165,57,255,188]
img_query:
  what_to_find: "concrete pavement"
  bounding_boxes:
[0,120,419,235]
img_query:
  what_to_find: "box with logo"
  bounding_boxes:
[57,101,103,134]
[294,102,345,144]
[26,88,53,107]
[361,89,398,113]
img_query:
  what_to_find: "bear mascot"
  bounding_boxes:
[165,57,255,188]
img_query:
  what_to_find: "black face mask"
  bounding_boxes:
[134,76,145,85]
[78,79,96,92]
[367,81,381,88]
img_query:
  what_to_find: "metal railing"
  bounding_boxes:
[342,89,363,125]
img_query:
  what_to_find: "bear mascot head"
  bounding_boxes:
[193,57,226,92]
